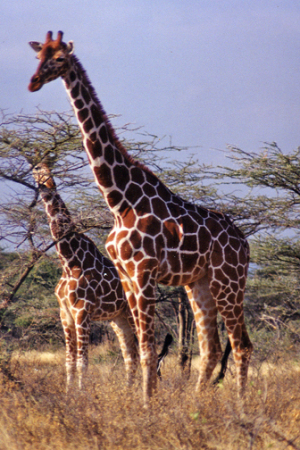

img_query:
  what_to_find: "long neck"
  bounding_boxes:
[39,185,74,242]
[62,55,155,214]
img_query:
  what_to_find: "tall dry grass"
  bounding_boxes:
[0,345,299,450]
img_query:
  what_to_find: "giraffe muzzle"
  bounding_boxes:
[28,75,43,92]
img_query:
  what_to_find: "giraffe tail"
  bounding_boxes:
[213,338,232,385]
[157,333,173,378]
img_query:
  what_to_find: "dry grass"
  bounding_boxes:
[0,347,300,450]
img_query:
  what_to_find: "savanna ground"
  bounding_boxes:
[0,338,299,450]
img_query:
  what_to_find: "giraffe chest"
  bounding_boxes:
[106,214,211,286]
[56,259,127,320]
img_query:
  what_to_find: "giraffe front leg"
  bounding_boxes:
[185,279,222,391]
[135,290,157,407]
[60,309,77,391]
[115,257,158,406]
[75,311,90,390]
[110,309,139,387]
[113,262,141,338]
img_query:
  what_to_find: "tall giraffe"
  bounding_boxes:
[32,159,139,390]
[28,31,253,405]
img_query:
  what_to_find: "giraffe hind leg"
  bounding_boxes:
[232,322,253,395]
[210,279,253,395]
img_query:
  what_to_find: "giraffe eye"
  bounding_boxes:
[56,57,65,63]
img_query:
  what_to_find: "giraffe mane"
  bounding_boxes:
[71,55,159,180]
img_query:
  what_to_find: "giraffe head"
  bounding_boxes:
[32,162,56,190]
[28,31,74,92]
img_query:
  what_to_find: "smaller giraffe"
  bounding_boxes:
[32,160,139,389]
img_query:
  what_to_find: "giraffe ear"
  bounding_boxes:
[29,41,43,53]
[66,41,74,55]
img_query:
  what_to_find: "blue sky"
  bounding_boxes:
[1,0,300,166]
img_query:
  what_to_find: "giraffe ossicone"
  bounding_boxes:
[29,31,253,406]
